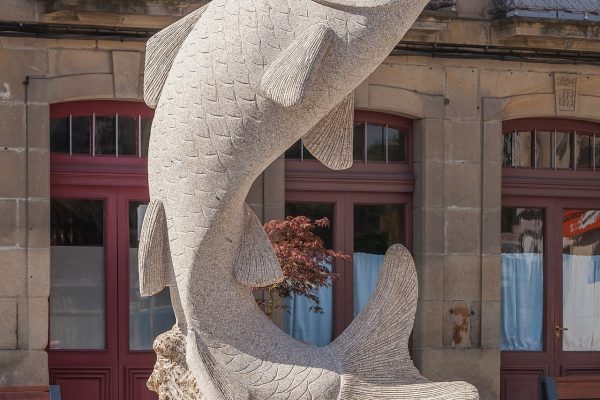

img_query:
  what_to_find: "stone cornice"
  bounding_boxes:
[5,4,600,54]
[404,15,600,54]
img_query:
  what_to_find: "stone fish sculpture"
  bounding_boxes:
[139,0,480,398]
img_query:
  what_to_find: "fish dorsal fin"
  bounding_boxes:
[303,92,354,170]
[138,199,171,296]
[260,23,334,107]
[144,4,208,108]
[234,204,283,287]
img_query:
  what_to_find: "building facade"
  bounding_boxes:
[1,1,599,399]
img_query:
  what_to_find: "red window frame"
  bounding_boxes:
[49,101,157,400]
[502,118,600,199]
[285,111,414,336]
[500,118,600,400]
[50,101,153,182]
[286,111,414,194]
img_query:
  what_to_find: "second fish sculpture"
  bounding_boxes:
[139,0,480,398]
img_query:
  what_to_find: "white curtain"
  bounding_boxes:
[501,253,543,351]
[353,252,385,317]
[563,254,600,351]
[50,246,105,350]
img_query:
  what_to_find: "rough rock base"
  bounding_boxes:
[147,326,203,400]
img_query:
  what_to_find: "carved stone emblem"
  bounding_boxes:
[555,73,578,113]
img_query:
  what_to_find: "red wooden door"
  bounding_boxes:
[284,110,414,341]
[116,188,162,400]
[500,118,600,399]
[500,196,600,399]
[500,196,556,399]
[49,185,120,400]
[553,198,600,378]
[49,164,174,400]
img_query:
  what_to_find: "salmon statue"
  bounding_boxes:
[139,0,479,398]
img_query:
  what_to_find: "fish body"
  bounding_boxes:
[140,0,480,398]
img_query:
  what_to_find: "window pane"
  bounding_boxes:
[503,131,532,167]
[141,117,152,157]
[354,204,404,254]
[284,202,335,347]
[513,131,532,167]
[51,199,103,246]
[50,117,69,153]
[353,122,364,162]
[285,203,334,248]
[50,199,105,350]
[366,124,385,162]
[562,209,600,351]
[353,204,404,316]
[501,207,544,351]
[555,131,572,169]
[595,135,600,170]
[129,202,175,350]
[71,116,91,155]
[502,133,512,167]
[575,133,592,169]
[535,131,552,168]
[95,115,116,155]
[387,127,406,162]
[285,140,301,160]
[118,116,137,156]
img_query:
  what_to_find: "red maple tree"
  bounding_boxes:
[259,216,349,319]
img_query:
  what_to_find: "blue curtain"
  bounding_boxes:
[285,253,384,346]
[563,254,600,351]
[284,279,333,347]
[284,253,387,346]
[353,252,385,316]
[501,253,543,351]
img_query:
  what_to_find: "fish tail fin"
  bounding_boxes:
[234,204,283,287]
[139,199,171,296]
[328,244,423,385]
[328,244,479,399]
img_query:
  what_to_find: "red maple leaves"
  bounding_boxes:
[258,216,349,318]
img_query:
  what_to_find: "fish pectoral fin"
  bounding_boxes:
[260,23,334,107]
[303,92,354,170]
[138,199,171,296]
[234,204,283,287]
[144,4,208,108]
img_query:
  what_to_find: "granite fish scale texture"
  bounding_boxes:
[204,335,340,398]
[141,0,479,398]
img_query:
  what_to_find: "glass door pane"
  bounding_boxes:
[500,208,544,351]
[50,199,106,349]
[128,202,175,351]
[562,209,600,351]
[284,202,335,347]
[353,204,404,316]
